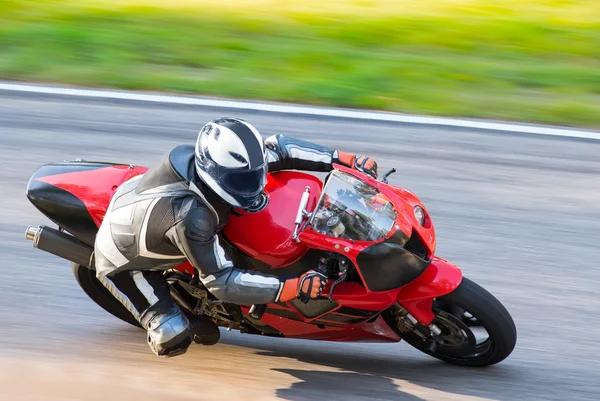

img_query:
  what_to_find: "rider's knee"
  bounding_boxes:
[144,307,193,357]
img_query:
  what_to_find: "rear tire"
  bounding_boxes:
[388,277,517,367]
[72,263,142,328]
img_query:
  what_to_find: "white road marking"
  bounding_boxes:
[1,82,599,141]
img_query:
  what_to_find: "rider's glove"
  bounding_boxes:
[335,150,378,178]
[277,270,327,303]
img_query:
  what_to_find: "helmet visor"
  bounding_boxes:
[220,163,267,197]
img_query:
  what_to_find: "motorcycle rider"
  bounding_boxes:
[94,117,378,357]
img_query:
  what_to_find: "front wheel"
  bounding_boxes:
[387,277,517,367]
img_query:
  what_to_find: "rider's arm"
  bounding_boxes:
[166,197,282,305]
[165,197,323,305]
[264,134,378,177]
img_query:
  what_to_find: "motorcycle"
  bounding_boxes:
[24,157,516,366]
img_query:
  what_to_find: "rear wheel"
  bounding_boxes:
[72,263,142,328]
[388,277,517,367]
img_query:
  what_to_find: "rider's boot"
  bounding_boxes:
[188,314,221,345]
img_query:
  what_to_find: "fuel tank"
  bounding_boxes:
[223,171,323,268]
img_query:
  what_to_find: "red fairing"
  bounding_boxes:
[331,164,436,257]
[320,282,398,311]
[383,184,436,257]
[241,306,400,342]
[396,257,463,324]
[223,171,322,267]
[38,165,147,227]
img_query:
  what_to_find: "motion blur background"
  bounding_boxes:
[1,1,599,401]
[1,0,599,126]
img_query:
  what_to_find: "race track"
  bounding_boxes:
[1,90,599,401]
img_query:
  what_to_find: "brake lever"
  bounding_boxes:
[328,273,347,301]
[328,259,349,301]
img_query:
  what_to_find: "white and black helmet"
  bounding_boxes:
[194,117,268,208]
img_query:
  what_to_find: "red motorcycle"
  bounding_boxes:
[24,159,516,366]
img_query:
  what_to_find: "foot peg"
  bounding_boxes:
[249,304,266,320]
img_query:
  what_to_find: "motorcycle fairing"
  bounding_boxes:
[242,304,401,342]
[356,229,431,292]
[396,256,463,324]
[25,162,145,245]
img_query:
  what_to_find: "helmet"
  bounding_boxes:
[194,117,268,208]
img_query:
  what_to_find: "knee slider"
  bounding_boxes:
[146,308,194,357]
[155,331,193,358]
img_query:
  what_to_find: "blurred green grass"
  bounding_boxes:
[1,0,599,126]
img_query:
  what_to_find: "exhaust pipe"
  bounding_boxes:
[25,226,39,241]
[25,225,94,268]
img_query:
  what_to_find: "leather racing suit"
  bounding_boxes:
[93,134,372,355]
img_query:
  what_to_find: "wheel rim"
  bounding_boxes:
[429,309,492,358]
[397,304,495,361]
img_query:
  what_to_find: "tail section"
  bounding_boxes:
[26,160,147,245]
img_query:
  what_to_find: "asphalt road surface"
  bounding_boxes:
[1,91,599,401]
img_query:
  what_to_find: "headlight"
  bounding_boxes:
[414,205,425,226]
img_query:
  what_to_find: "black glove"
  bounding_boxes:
[297,270,327,303]
[354,156,378,178]
[279,270,327,303]
[335,151,378,178]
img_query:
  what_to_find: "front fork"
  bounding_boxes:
[392,257,463,346]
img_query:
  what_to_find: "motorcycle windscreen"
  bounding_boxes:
[309,170,396,242]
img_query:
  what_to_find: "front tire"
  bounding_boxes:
[389,277,517,367]
[72,263,142,328]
